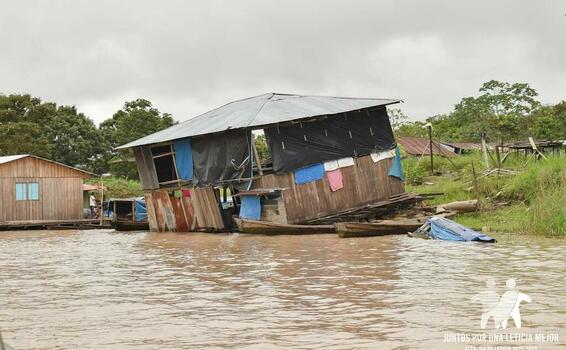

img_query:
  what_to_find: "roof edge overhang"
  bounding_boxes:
[0,154,95,177]
[116,96,402,150]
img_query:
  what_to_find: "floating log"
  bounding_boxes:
[335,218,429,238]
[234,218,335,235]
[335,212,458,238]
[436,199,479,213]
[112,221,150,231]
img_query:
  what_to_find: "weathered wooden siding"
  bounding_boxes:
[0,177,83,222]
[0,157,91,179]
[133,146,159,190]
[144,187,224,232]
[252,154,404,223]
[0,157,88,223]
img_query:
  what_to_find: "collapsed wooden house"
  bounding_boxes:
[117,93,409,233]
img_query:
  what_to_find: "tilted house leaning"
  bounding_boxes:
[117,93,407,232]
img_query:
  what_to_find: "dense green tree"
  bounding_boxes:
[0,121,52,157]
[0,94,107,172]
[99,98,175,178]
[253,134,269,162]
[530,102,566,140]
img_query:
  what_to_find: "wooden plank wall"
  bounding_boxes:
[252,154,404,224]
[0,157,91,179]
[133,146,159,190]
[144,187,224,232]
[0,177,83,222]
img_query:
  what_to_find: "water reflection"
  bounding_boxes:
[0,230,564,349]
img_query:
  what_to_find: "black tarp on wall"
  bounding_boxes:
[265,106,396,173]
[192,129,251,187]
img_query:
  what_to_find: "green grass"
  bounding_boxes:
[85,176,144,199]
[406,153,566,238]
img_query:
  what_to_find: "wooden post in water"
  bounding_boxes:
[100,178,104,226]
[427,124,434,175]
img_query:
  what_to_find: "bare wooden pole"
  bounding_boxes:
[481,135,490,168]
[495,145,502,177]
[471,161,479,200]
[427,124,434,175]
[251,139,264,176]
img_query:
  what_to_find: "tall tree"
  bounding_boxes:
[100,99,175,178]
[0,94,107,172]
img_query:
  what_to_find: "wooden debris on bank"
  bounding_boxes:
[436,199,479,214]
[306,192,419,225]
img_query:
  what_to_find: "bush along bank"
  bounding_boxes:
[406,153,565,238]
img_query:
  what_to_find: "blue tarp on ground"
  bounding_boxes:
[239,195,261,220]
[427,217,496,242]
[294,163,325,185]
[134,199,148,222]
[173,138,193,180]
[388,147,405,181]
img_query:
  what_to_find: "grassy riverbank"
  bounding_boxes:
[405,153,566,238]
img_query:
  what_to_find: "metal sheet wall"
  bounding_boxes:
[144,187,224,232]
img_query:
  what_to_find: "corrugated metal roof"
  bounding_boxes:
[117,93,400,149]
[0,154,95,175]
[398,137,457,157]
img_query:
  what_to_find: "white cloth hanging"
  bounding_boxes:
[323,159,339,171]
[337,157,355,168]
[370,149,396,163]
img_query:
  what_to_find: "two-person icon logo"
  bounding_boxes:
[471,278,531,329]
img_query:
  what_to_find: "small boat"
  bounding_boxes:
[411,216,496,243]
[108,197,150,231]
[335,217,429,238]
[234,218,335,235]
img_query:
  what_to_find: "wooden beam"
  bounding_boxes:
[251,138,264,176]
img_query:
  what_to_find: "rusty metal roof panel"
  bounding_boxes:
[398,137,457,157]
[116,93,401,149]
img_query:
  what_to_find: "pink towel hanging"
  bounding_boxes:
[326,168,344,192]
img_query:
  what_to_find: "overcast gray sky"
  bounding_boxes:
[1,0,564,124]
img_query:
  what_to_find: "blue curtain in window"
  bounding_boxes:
[173,138,193,180]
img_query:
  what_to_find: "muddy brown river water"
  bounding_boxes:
[0,229,564,349]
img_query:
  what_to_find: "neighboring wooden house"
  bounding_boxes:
[0,155,93,224]
[117,93,407,232]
